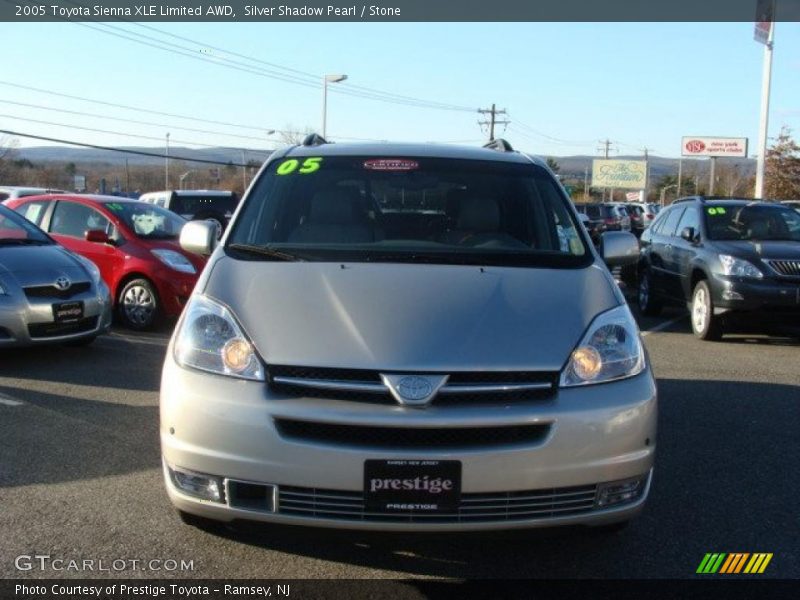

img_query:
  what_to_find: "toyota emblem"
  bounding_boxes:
[54,276,72,291]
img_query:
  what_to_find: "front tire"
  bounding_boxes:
[638,269,662,316]
[118,278,160,330]
[691,280,722,341]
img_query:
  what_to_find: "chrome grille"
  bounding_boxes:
[268,365,557,405]
[278,484,598,523]
[767,259,800,277]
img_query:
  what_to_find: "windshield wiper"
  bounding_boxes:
[226,243,305,262]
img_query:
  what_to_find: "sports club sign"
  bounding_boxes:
[591,160,647,190]
[754,0,774,44]
[681,137,748,158]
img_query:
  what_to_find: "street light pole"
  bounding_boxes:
[322,74,347,138]
[165,133,170,190]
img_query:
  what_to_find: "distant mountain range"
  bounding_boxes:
[11,146,756,182]
[13,145,276,166]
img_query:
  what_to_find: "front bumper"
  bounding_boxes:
[160,358,657,531]
[151,268,198,318]
[0,283,112,347]
[711,276,800,321]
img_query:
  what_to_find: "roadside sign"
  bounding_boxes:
[681,137,748,158]
[591,160,647,190]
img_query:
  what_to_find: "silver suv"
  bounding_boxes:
[161,138,656,532]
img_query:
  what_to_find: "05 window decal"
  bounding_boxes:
[276,157,323,175]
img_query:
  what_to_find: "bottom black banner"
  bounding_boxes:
[1,579,798,600]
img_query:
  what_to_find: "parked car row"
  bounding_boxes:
[3,194,206,331]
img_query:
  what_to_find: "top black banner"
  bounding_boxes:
[2,0,800,22]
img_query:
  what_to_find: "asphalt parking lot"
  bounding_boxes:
[1,303,798,580]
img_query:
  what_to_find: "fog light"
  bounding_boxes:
[167,465,224,502]
[722,290,744,301]
[596,475,647,507]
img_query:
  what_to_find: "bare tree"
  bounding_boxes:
[764,126,800,200]
[278,124,314,146]
[0,135,19,181]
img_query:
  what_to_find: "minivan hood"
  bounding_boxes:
[712,240,800,261]
[0,244,87,286]
[203,259,621,372]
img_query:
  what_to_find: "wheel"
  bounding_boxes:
[63,335,97,347]
[691,280,722,341]
[638,269,662,316]
[118,278,160,330]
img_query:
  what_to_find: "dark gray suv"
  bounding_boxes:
[638,196,800,340]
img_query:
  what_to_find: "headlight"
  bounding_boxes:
[174,294,264,381]
[560,304,645,387]
[152,249,196,274]
[716,254,763,279]
[71,253,101,283]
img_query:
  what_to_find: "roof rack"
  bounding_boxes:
[483,138,514,152]
[301,133,329,147]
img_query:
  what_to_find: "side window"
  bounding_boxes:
[676,206,700,236]
[16,201,50,226]
[650,209,669,234]
[50,202,110,238]
[659,207,685,237]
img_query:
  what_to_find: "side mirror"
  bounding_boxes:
[680,226,697,243]
[180,220,217,256]
[600,231,639,267]
[85,229,110,244]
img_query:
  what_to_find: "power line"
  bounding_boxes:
[0,129,255,167]
[511,116,595,146]
[70,18,476,113]
[123,20,476,112]
[0,113,275,152]
[0,99,278,144]
[0,79,285,133]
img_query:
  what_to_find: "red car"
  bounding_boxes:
[5,194,206,329]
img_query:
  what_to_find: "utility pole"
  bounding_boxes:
[597,139,614,201]
[584,166,589,201]
[478,104,509,141]
[641,147,651,202]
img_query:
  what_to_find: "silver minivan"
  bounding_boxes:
[161,139,656,532]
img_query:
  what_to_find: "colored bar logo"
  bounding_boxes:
[697,553,773,574]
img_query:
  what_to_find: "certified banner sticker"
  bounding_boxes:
[363,159,419,171]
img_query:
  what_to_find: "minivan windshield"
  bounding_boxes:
[105,202,187,240]
[705,204,800,242]
[228,156,589,267]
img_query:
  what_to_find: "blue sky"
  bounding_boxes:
[1,21,799,158]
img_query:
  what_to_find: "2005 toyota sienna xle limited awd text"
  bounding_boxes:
[160,137,656,532]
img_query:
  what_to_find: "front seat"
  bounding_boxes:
[288,188,376,244]
[438,196,501,245]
